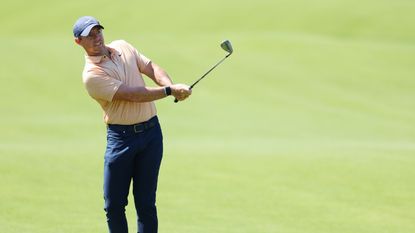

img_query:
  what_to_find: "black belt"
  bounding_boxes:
[107,116,158,133]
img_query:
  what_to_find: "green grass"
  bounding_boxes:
[1,0,415,232]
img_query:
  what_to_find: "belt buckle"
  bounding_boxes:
[134,124,144,133]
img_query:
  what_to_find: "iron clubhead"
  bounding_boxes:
[221,40,233,56]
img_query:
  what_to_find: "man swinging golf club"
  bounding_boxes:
[73,16,191,233]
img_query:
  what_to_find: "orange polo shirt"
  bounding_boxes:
[82,40,157,125]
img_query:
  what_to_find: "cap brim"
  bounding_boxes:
[80,24,103,37]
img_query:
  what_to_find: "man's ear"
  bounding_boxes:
[74,37,81,45]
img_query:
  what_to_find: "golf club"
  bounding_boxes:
[174,40,233,103]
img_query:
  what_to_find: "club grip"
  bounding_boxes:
[173,87,192,103]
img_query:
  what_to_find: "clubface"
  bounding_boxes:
[221,40,233,55]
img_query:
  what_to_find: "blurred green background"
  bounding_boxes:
[1,0,414,232]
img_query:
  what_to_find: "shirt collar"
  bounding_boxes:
[84,46,122,64]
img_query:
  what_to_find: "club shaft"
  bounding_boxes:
[190,55,228,89]
[174,53,230,103]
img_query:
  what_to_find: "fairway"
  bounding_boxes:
[1,0,415,232]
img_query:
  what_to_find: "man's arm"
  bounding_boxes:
[112,83,191,102]
[140,61,173,87]
[113,59,191,102]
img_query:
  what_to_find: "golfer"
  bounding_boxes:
[73,16,191,233]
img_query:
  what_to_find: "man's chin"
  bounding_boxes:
[90,46,105,56]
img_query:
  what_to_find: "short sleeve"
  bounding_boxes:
[135,49,151,72]
[83,71,122,102]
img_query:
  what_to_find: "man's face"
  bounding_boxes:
[76,26,105,56]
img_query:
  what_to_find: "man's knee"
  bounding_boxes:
[104,197,128,218]
[105,205,126,218]
[135,199,157,218]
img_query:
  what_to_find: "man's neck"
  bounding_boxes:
[87,46,109,57]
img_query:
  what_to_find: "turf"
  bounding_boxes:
[0,0,414,232]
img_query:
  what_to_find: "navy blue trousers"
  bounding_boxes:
[104,116,163,233]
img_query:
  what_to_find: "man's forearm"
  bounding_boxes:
[152,64,173,86]
[113,85,167,103]
[112,84,191,103]
[142,61,174,87]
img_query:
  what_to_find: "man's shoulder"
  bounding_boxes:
[109,39,134,50]
[82,64,106,83]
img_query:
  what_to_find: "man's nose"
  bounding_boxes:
[92,35,101,41]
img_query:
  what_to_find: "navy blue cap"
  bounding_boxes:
[73,16,104,37]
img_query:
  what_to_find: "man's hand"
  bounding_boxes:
[171,84,192,101]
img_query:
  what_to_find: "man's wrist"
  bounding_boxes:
[164,86,172,96]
